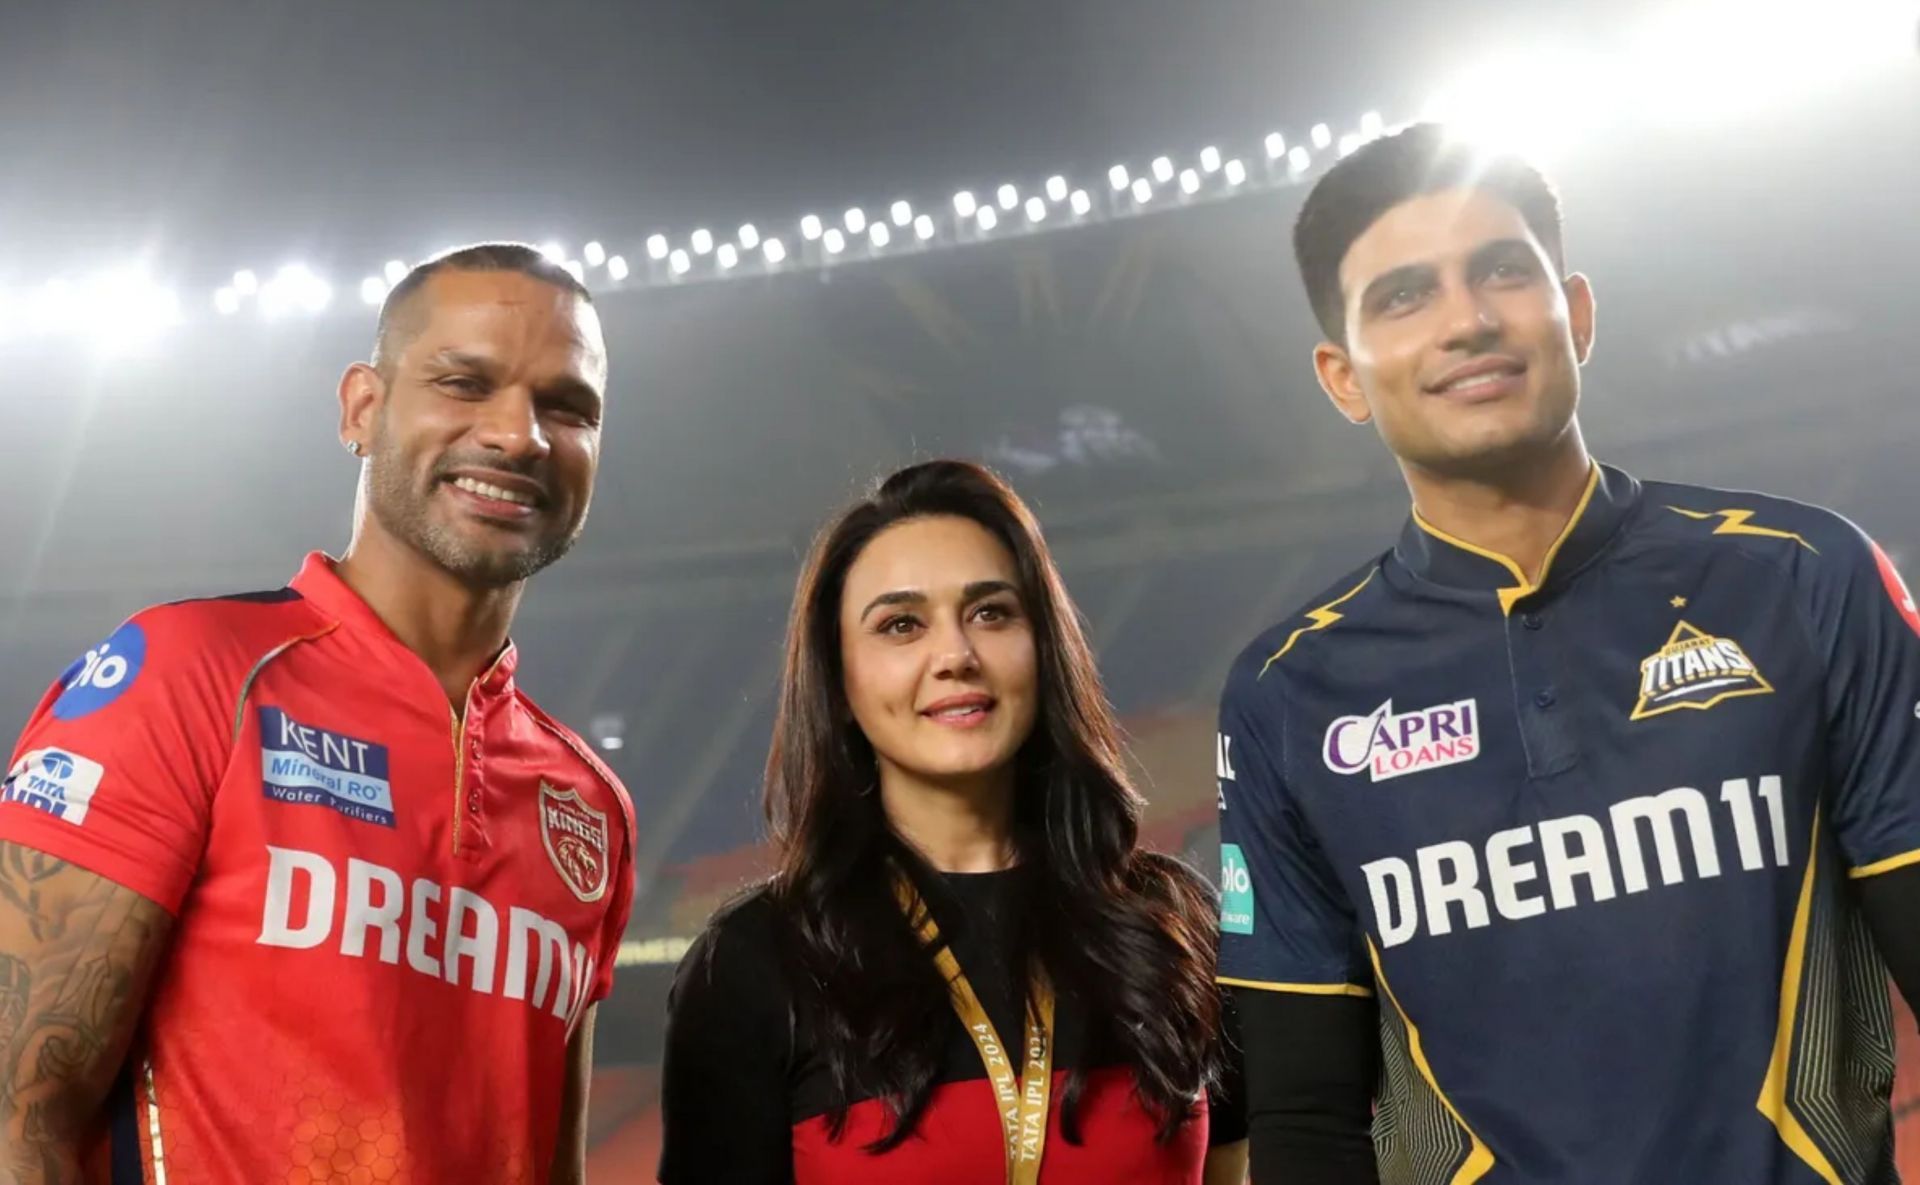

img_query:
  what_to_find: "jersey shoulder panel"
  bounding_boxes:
[1227,553,1391,692]
[516,691,638,855]
[1639,478,1867,569]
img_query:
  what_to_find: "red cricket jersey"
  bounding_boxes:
[0,553,636,1184]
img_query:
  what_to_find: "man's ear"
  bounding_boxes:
[1313,341,1373,426]
[339,362,385,454]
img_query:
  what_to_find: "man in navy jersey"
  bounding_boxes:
[1218,122,1920,1183]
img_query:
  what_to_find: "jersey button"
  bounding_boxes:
[1521,612,1544,631]
[1533,688,1557,709]
[467,792,482,813]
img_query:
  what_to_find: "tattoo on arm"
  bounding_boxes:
[0,843,172,1184]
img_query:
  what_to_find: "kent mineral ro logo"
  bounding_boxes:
[1322,698,1480,783]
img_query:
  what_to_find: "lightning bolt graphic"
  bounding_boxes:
[1260,570,1377,678]
[1668,507,1819,554]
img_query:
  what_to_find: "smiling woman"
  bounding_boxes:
[658,459,1247,1185]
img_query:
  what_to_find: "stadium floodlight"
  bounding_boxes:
[1288,146,1312,173]
[1224,159,1248,186]
[232,269,259,295]
[823,228,846,255]
[1151,156,1174,183]
[1131,178,1153,204]
[952,190,978,218]
[1025,196,1046,223]
[1179,168,1201,195]
[844,207,867,234]
[584,241,606,267]
[360,277,385,305]
[913,214,935,240]
[1199,146,1222,174]
[1264,132,1285,159]
[1360,111,1385,138]
[738,223,760,250]
[669,249,691,276]
[890,200,912,227]
[1045,175,1068,202]
[383,259,407,285]
[763,238,788,264]
[717,243,739,269]
[976,205,999,231]
[537,241,567,263]
[563,260,585,282]
[262,263,332,318]
[801,214,824,241]
[606,255,630,281]
[691,228,714,255]
[1310,123,1332,149]
[647,234,670,260]
[870,222,892,248]
[1108,164,1130,191]
[1069,189,1091,216]
[996,184,1018,211]
[1338,133,1362,157]
[214,286,241,315]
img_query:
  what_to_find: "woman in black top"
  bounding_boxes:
[659,460,1248,1185]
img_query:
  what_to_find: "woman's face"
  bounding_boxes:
[838,514,1041,795]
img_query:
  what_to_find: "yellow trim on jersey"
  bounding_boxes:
[1755,812,1844,1185]
[1368,939,1496,1183]
[1847,847,1920,880]
[1667,507,1819,554]
[1216,976,1375,998]
[1259,570,1378,677]
[1411,464,1601,615]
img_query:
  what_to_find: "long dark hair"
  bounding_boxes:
[763,459,1222,1148]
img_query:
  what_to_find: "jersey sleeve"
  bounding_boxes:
[1807,527,1920,877]
[1215,657,1372,997]
[588,805,636,1004]
[0,609,231,912]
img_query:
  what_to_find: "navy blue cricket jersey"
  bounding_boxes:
[1217,463,1920,1184]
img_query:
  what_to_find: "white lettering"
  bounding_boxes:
[257,846,336,948]
[1361,857,1418,949]
[1611,787,1720,893]
[341,858,403,963]
[1486,826,1546,920]
[406,878,442,977]
[443,888,500,994]
[505,906,574,1016]
[1721,779,1766,872]
[1539,815,1618,909]
[1416,841,1489,937]
[1758,775,1789,867]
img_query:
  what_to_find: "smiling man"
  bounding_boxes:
[0,244,635,1184]
[1217,125,1920,1183]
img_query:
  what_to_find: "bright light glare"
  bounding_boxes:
[669,249,691,276]
[647,234,669,260]
[606,255,630,281]
[583,241,606,267]
[1108,164,1130,191]
[913,214,935,240]
[953,190,978,217]
[823,228,846,255]
[214,287,241,315]
[977,206,999,231]
[232,269,259,295]
[563,260,585,282]
[1069,189,1092,216]
[1310,124,1332,149]
[717,243,739,269]
[1045,175,1068,202]
[1224,159,1247,186]
[890,200,912,226]
[764,238,788,264]
[1199,146,1222,173]
[1151,156,1174,183]
[996,184,1018,210]
[1179,168,1201,195]
[739,223,761,250]
[383,259,407,285]
[1025,196,1046,222]
[360,277,385,305]
[1264,132,1285,159]
[259,264,331,318]
[870,222,892,247]
[1360,111,1385,138]
[537,241,567,263]
[70,269,184,349]
[691,228,714,255]
[801,214,824,241]
[1338,133,1362,157]
[1287,146,1312,173]
[1130,178,1153,204]
[844,208,867,234]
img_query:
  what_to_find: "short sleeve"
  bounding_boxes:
[658,896,796,1185]
[589,803,636,1004]
[1813,529,1920,877]
[0,609,229,912]
[1215,660,1373,997]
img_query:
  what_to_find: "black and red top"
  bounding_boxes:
[658,868,1246,1185]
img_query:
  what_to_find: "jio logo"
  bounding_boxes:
[53,622,147,721]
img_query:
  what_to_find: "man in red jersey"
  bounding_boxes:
[0,243,635,1184]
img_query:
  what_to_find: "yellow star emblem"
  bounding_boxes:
[1671,596,1688,609]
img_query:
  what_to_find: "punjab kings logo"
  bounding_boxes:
[1631,621,1773,720]
[539,783,609,903]
[1872,541,1920,639]
[1322,698,1479,782]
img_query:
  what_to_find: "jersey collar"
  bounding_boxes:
[1393,463,1641,613]
[288,552,520,695]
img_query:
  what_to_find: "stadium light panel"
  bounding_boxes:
[1199,146,1222,173]
[383,259,407,285]
[717,243,739,269]
[691,228,714,255]
[869,222,891,248]
[647,234,670,260]
[1224,159,1248,186]
[1264,132,1285,159]
[1310,123,1332,149]
[1025,197,1046,223]
[1069,189,1091,216]
[997,184,1018,211]
[1045,175,1068,202]
[360,277,385,305]
[738,223,761,250]
[763,238,788,264]
[1131,178,1153,204]
[583,241,606,267]
[1179,168,1201,195]
[844,208,867,234]
[913,214,935,240]
[1108,164,1130,191]
[953,190,978,218]
[823,228,846,255]
[890,200,912,227]
[1151,156,1174,183]
[800,214,824,241]
[976,206,999,231]
[669,249,691,276]
[606,255,630,281]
